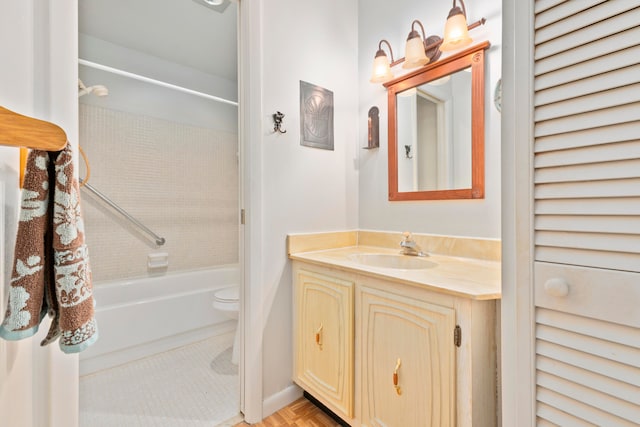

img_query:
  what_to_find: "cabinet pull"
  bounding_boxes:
[393,358,402,395]
[544,278,570,297]
[315,324,323,349]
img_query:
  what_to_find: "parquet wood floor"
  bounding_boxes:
[233,397,342,426]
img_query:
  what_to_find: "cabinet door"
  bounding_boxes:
[294,268,354,418]
[359,286,456,427]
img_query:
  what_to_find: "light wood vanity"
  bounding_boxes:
[289,231,501,427]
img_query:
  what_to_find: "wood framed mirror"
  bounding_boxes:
[384,41,489,201]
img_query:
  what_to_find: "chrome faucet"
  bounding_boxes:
[399,232,427,257]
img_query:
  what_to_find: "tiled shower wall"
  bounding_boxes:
[79,104,238,283]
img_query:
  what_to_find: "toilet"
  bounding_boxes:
[213,285,240,365]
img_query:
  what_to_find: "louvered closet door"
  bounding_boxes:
[533,1,640,425]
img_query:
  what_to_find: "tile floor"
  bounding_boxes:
[80,332,241,426]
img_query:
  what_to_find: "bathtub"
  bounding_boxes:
[80,266,240,375]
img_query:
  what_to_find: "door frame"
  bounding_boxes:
[238,0,264,423]
[19,0,264,425]
[500,0,536,425]
[1,1,80,426]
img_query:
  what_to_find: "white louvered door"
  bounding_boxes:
[532,1,640,425]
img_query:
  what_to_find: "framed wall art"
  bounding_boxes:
[299,80,334,150]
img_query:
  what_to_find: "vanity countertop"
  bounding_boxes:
[289,244,501,300]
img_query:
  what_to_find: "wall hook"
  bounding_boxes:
[273,111,287,133]
[404,145,413,159]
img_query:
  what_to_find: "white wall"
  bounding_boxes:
[77,30,239,283]
[77,32,238,125]
[78,34,238,132]
[358,0,502,238]
[253,0,359,408]
[396,93,417,191]
[0,6,36,425]
[0,2,79,426]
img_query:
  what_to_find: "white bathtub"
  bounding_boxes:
[80,266,240,375]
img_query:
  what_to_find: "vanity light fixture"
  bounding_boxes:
[370,40,396,83]
[369,0,485,84]
[403,20,431,69]
[441,0,473,51]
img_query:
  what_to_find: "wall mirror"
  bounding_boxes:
[384,42,489,201]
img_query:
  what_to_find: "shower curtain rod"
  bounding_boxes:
[79,59,239,107]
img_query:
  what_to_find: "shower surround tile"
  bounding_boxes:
[79,104,239,282]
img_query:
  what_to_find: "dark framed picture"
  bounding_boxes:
[300,81,334,150]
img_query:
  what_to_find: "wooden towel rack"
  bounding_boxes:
[0,106,67,150]
[0,106,68,186]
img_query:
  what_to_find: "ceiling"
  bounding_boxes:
[78,0,238,82]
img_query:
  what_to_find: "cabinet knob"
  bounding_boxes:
[544,278,569,297]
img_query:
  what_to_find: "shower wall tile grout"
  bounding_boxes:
[79,104,239,283]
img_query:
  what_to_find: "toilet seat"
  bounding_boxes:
[214,286,239,303]
[213,285,240,313]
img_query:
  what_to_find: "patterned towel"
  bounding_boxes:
[0,145,98,353]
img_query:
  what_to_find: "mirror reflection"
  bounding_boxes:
[385,42,488,201]
[396,67,471,192]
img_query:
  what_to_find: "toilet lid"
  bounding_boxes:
[215,286,239,302]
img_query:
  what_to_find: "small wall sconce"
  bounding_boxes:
[365,106,380,149]
[369,0,485,84]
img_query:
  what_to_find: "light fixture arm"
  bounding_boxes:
[453,0,468,18]
[378,39,395,63]
[410,20,427,42]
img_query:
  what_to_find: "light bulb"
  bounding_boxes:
[441,8,472,52]
[370,50,394,83]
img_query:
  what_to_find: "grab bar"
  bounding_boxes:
[80,179,166,246]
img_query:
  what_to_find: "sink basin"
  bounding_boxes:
[348,254,436,270]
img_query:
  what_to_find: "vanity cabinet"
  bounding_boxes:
[292,260,497,427]
[358,285,456,427]
[292,266,355,419]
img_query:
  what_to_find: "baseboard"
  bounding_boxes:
[262,384,303,418]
